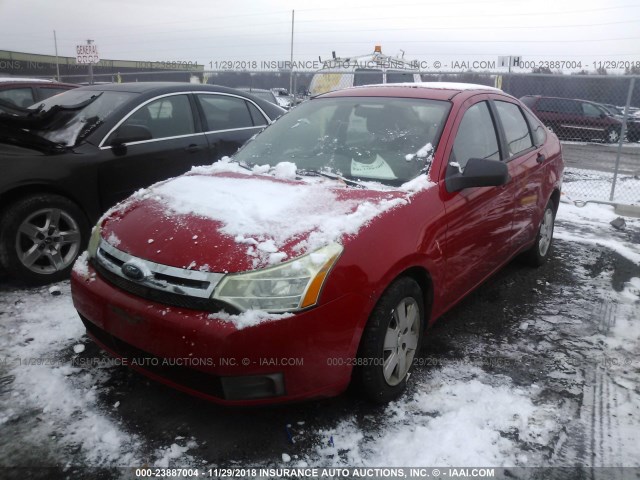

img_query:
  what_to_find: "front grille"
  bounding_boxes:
[80,315,226,398]
[92,239,238,313]
[92,259,237,313]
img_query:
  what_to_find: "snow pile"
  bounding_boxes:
[72,251,94,281]
[0,283,142,466]
[307,366,556,467]
[556,198,640,265]
[211,310,294,330]
[153,439,198,468]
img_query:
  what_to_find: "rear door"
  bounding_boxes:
[439,96,514,307]
[97,93,209,209]
[580,101,608,141]
[194,93,269,160]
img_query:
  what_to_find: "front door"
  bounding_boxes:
[98,93,209,209]
[439,98,514,308]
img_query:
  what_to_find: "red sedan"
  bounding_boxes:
[71,83,563,405]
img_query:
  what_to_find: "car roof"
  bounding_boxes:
[0,77,77,88]
[321,82,504,101]
[75,82,254,95]
[236,88,273,93]
[0,77,54,83]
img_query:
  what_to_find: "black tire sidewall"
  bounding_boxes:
[0,194,89,285]
[354,277,424,403]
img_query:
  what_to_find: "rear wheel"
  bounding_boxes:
[605,127,620,144]
[522,199,556,267]
[354,277,424,403]
[0,194,88,284]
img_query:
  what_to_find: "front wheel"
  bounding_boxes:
[0,194,88,284]
[522,200,556,267]
[354,277,424,403]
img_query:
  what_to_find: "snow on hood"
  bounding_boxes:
[103,159,435,270]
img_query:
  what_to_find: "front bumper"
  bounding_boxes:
[71,263,370,406]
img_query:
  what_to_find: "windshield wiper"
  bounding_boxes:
[297,169,367,188]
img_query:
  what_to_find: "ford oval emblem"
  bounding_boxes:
[121,262,146,281]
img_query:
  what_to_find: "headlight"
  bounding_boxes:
[87,225,102,258]
[212,243,343,312]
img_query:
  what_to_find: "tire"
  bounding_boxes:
[522,199,556,267]
[605,127,620,144]
[0,194,88,284]
[354,277,424,403]
[627,132,640,143]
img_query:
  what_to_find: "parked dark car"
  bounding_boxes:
[0,77,77,108]
[0,82,285,284]
[72,83,564,405]
[521,95,623,143]
[599,103,640,143]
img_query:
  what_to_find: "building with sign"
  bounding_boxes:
[0,50,205,84]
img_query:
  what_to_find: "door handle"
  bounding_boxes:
[185,144,203,153]
[536,153,546,164]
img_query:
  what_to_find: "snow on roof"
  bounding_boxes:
[362,82,502,92]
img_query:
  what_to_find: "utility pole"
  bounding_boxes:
[87,39,94,85]
[53,30,60,81]
[289,10,294,96]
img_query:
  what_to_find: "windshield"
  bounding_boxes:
[29,89,136,146]
[234,96,451,185]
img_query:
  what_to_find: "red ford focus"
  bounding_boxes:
[71,83,563,405]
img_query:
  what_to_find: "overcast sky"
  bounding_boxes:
[1,0,639,72]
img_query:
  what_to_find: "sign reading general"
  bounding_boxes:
[76,44,99,64]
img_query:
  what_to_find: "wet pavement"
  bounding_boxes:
[0,215,639,478]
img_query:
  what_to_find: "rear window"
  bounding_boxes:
[353,69,383,87]
[386,71,416,84]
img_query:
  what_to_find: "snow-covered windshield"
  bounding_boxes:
[29,89,136,146]
[234,97,451,185]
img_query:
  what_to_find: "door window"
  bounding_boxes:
[523,110,547,146]
[247,102,268,126]
[450,101,500,170]
[494,101,533,157]
[582,102,603,117]
[0,87,35,107]
[197,94,256,131]
[122,95,195,139]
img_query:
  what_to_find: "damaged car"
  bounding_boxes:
[0,82,284,283]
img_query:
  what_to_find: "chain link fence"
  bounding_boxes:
[52,69,640,205]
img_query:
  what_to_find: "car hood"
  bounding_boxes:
[100,162,429,273]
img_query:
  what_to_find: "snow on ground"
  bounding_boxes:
[0,283,202,470]
[562,167,640,205]
[0,166,639,474]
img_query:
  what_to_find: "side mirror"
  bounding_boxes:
[110,124,152,146]
[445,158,509,192]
